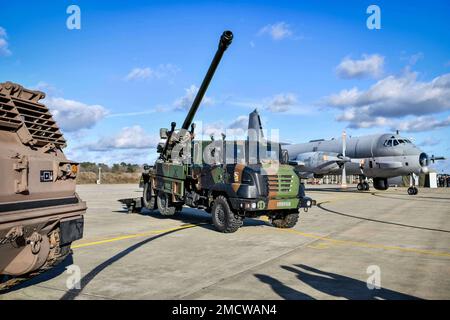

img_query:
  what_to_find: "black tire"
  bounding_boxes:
[413,187,418,195]
[143,182,156,210]
[211,196,243,233]
[407,187,415,195]
[363,182,370,191]
[157,191,177,216]
[271,212,299,229]
[357,183,363,191]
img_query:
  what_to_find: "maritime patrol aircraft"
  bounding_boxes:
[284,132,444,195]
[247,110,444,195]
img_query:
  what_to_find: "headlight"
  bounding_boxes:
[251,202,257,209]
[306,200,311,207]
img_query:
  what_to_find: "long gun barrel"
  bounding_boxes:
[181,30,233,130]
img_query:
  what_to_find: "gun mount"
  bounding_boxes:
[158,31,233,162]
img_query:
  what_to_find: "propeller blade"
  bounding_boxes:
[341,130,347,188]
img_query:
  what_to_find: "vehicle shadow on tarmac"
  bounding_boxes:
[306,187,365,194]
[1,254,74,294]
[116,207,270,231]
[256,264,422,300]
[60,225,199,300]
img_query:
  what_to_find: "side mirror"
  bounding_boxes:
[281,149,289,164]
[160,128,168,139]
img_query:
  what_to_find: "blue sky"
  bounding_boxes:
[1,0,450,171]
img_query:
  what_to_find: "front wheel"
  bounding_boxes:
[408,186,418,195]
[211,196,243,233]
[271,212,299,229]
[143,181,156,210]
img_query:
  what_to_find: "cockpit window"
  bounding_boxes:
[384,138,412,147]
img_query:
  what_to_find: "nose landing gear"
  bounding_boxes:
[407,186,418,195]
[357,175,370,191]
[408,173,419,195]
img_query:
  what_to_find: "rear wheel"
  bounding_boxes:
[363,182,370,191]
[157,191,177,216]
[211,196,243,233]
[271,212,299,228]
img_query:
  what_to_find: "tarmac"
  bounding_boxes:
[1,184,449,300]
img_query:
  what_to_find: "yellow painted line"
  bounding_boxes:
[279,228,450,258]
[72,224,200,249]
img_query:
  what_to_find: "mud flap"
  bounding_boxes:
[60,216,84,246]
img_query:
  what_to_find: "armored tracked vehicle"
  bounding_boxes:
[139,31,314,233]
[0,82,86,291]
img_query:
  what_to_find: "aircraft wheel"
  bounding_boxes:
[363,182,370,191]
[211,196,243,233]
[407,187,416,195]
[357,183,364,191]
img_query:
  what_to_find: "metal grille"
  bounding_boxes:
[0,82,66,148]
[267,174,293,193]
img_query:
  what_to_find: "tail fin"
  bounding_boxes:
[248,109,264,141]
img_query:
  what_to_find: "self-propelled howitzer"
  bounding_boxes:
[139,31,314,233]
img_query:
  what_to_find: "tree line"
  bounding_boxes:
[79,162,147,173]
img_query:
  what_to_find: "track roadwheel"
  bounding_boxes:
[143,181,156,210]
[157,191,177,216]
[211,196,243,233]
[271,212,299,229]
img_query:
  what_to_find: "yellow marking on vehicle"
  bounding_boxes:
[72,224,201,249]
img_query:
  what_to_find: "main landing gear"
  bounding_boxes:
[357,175,370,191]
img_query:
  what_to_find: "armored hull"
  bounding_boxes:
[0,82,86,291]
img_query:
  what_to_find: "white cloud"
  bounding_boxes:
[173,85,213,111]
[394,116,450,133]
[328,71,450,125]
[258,22,293,40]
[125,67,153,81]
[408,52,424,66]
[88,125,160,151]
[265,93,298,113]
[0,26,11,56]
[418,137,440,147]
[336,54,384,79]
[45,97,108,132]
[203,115,249,138]
[124,64,179,81]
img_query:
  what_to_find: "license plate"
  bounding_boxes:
[277,201,291,207]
